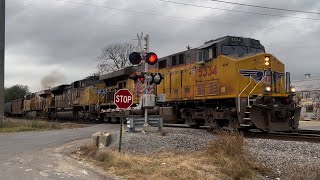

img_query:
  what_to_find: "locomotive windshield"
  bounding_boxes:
[197,36,266,61]
[222,45,248,56]
[249,47,264,53]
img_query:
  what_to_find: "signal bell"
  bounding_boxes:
[152,73,163,85]
[145,52,158,65]
[129,52,142,65]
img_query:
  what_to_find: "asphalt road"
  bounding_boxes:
[0,124,120,180]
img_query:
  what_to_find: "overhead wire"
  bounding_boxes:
[51,0,300,32]
[7,0,317,50]
[7,0,171,38]
[210,0,320,15]
[158,0,320,21]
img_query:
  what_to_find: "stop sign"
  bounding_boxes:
[114,89,133,109]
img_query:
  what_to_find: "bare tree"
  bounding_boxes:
[97,43,136,74]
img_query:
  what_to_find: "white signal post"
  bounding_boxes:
[143,34,150,131]
[135,32,151,132]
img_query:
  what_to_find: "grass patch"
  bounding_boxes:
[204,131,270,179]
[0,118,85,133]
[77,131,270,180]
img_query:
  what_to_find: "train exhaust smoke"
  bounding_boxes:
[41,71,65,89]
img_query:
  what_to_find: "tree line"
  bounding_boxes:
[5,84,30,103]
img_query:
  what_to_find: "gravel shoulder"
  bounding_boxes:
[98,126,320,179]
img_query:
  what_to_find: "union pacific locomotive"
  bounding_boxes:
[5,36,301,132]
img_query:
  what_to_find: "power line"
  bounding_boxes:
[159,0,320,21]
[51,0,300,32]
[210,0,320,15]
[7,1,170,38]
[8,0,316,50]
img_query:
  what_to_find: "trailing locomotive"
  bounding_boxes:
[5,35,300,132]
[5,76,107,121]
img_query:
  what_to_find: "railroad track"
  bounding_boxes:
[244,130,320,143]
[164,124,320,143]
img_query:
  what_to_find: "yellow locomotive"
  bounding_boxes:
[4,35,300,132]
[100,36,300,132]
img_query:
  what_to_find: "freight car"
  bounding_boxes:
[4,102,12,116]
[4,98,25,117]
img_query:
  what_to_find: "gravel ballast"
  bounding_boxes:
[108,127,215,154]
[106,126,320,178]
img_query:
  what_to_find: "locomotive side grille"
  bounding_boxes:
[207,80,219,95]
[196,82,205,96]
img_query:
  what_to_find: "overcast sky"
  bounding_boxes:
[5,0,320,92]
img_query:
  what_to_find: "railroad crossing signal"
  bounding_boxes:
[129,52,158,65]
[129,52,142,65]
[114,89,133,109]
[145,52,158,65]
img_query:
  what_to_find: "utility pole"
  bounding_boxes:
[0,0,5,123]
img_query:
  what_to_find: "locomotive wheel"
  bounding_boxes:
[104,117,111,123]
[185,116,193,125]
[205,116,218,129]
[185,116,200,128]
[51,112,58,121]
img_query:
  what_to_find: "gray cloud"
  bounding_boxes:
[5,0,320,91]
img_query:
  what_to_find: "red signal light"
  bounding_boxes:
[138,77,145,83]
[145,52,158,65]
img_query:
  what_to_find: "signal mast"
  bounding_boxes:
[129,33,163,131]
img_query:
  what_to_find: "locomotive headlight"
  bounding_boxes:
[265,86,271,92]
[290,87,296,93]
[265,61,270,66]
[265,56,270,62]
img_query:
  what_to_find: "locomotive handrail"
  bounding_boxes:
[238,75,252,113]
[247,75,267,107]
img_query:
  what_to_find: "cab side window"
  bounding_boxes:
[198,49,209,61]
[211,47,217,59]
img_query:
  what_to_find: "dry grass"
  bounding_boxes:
[77,131,270,180]
[283,165,320,180]
[204,131,270,179]
[0,118,86,133]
